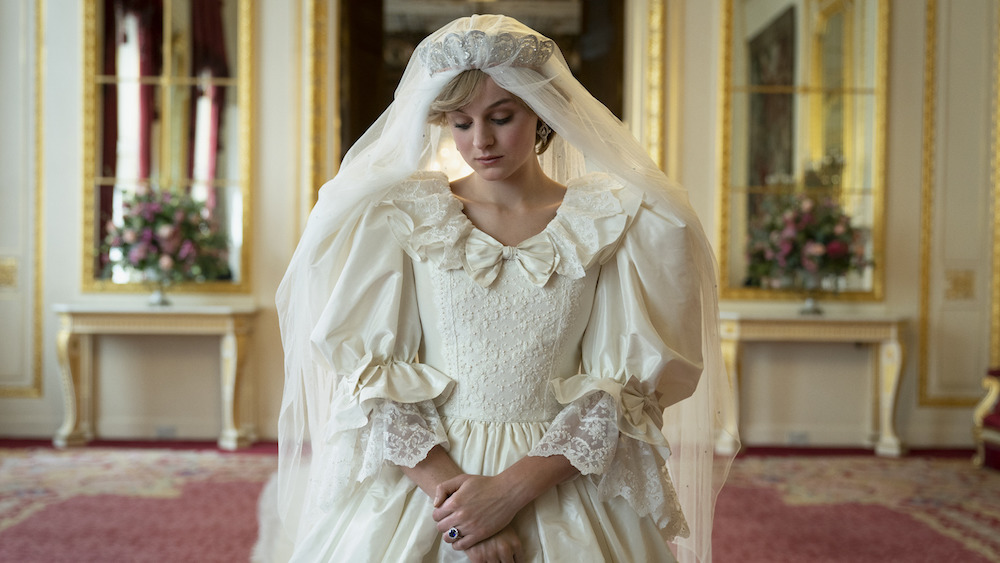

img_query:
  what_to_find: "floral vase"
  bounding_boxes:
[144,269,172,306]
[797,273,824,316]
[799,295,823,315]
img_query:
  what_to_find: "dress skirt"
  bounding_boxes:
[289,416,678,563]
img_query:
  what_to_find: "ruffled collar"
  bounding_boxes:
[381,170,641,288]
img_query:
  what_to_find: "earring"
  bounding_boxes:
[537,121,552,144]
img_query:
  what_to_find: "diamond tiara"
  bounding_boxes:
[420,30,556,74]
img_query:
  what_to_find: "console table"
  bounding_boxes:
[52,304,258,450]
[718,311,907,457]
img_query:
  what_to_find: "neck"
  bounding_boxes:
[464,160,561,208]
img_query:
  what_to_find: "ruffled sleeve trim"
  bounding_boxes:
[550,173,643,279]
[379,171,471,271]
[330,351,455,432]
[550,372,669,448]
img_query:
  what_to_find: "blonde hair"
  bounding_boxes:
[428,70,556,154]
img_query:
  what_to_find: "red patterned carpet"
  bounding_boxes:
[1,444,997,562]
[0,445,277,563]
[714,454,1000,562]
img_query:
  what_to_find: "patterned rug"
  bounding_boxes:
[714,455,1000,562]
[3,446,998,562]
[0,447,277,563]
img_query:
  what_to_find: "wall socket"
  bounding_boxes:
[155,425,177,439]
[787,431,810,445]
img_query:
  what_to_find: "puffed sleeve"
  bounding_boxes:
[529,193,702,537]
[308,195,455,505]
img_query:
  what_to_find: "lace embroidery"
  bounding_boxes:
[529,392,617,474]
[363,400,448,474]
[431,265,588,422]
[384,172,469,270]
[550,174,631,279]
[530,391,690,536]
[318,399,446,512]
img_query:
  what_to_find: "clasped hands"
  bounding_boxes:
[432,473,524,561]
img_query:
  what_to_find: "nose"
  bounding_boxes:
[472,124,493,150]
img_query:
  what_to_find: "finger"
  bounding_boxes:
[433,477,462,507]
[435,513,459,533]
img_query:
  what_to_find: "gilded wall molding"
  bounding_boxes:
[918,0,998,406]
[1,0,45,399]
[993,0,1000,368]
[305,0,332,213]
[644,0,667,170]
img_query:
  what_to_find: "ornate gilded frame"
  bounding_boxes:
[717,0,889,301]
[80,0,254,294]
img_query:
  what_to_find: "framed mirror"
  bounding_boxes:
[82,0,252,293]
[719,0,888,300]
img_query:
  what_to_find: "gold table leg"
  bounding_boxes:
[53,326,93,447]
[218,328,256,450]
[875,337,904,457]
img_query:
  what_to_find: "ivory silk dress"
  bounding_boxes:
[290,171,703,562]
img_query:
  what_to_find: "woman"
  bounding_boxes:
[276,14,737,563]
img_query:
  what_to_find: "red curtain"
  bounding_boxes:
[98,0,162,269]
[188,0,230,212]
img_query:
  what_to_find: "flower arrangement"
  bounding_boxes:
[103,186,230,285]
[746,193,868,290]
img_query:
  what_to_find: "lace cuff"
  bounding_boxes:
[528,392,618,475]
[598,431,690,537]
[528,392,689,535]
[319,398,447,511]
[363,399,449,475]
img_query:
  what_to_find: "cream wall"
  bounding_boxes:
[0,1,987,450]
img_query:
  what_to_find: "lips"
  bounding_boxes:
[475,155,502,165]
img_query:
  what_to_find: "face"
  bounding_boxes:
[445,77,539,183]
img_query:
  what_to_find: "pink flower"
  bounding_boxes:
[833,223,846,235]
[800,197,815,213]
[778,239,794,257]
[802,257,818,273]
[804,241,826,256]
[122,229,137,244]
[178,240,196,261]
[128,244,147,265]
[826,240,849,259]
[135,184,150,197]
[158,255,174,271]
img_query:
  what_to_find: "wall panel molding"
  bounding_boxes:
[918,0,999,406]
[0,0,44,398]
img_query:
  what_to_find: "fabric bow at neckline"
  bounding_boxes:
[463,229,558,287]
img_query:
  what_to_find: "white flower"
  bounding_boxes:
[156,224,175,239]
[158,255,174,271]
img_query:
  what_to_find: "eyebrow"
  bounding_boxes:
[451,98,517,115]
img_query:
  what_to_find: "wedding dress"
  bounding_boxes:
[275,15,737,563]
[286,171,701,562]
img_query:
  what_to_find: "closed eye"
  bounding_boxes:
[491,116,512,125]
[452,122,472,130]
